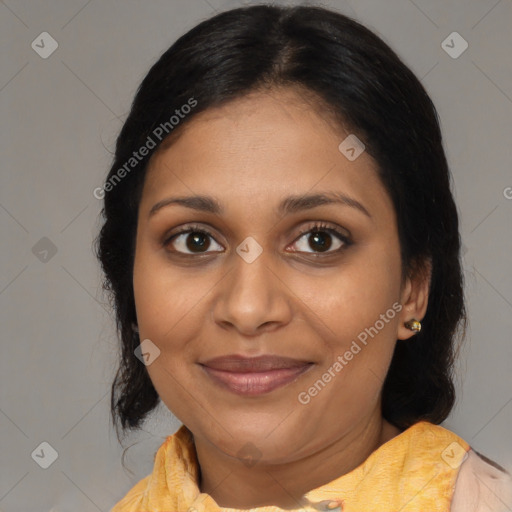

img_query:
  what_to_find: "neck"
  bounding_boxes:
[195,414,401,509]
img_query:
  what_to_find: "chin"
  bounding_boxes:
[208,425,307,465]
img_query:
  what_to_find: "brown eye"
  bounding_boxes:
[165,228,224,254]
[307,230,334,252]
[290,223,351,254]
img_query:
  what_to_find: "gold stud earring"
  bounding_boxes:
[404,319,421,332]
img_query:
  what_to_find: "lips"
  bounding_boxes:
[201,355,310,372]
[199,355,313,396]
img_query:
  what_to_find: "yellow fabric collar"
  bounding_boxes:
[112,420,470,512]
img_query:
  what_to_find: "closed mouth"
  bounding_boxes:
[199,355,314,395]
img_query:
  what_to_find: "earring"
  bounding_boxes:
[404,319,421,332]
[131,322,139,334]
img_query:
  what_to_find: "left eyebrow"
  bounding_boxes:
[278,192,371,219]
[148,192,371,219]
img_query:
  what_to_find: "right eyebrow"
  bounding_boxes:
[149,196,223,217]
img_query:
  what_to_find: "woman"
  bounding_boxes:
[97,4,512,511]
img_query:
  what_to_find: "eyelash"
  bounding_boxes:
[293,222,352,254]
[163,222,352,256]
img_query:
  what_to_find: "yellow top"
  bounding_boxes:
[111,420,470,512]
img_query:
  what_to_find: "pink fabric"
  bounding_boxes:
[451,449,512,511]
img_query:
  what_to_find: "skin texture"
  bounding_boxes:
[132,87,430,509]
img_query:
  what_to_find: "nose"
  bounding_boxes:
[212,246,293,337]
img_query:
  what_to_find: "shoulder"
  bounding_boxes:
[109,436,173,512]
[451,449,512,512]
[109,427,195,512]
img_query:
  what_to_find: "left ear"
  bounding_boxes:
[397,257,432,340]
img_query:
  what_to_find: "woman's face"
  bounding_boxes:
[133,87,424,464]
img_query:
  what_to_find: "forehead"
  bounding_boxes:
[141,88,393,222]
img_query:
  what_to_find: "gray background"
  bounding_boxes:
[1,0,511,510]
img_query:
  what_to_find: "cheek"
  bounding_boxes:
[132,245,206,422]
[292,246,402,348]
[290,244,402,404]
[133,242,211,346]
